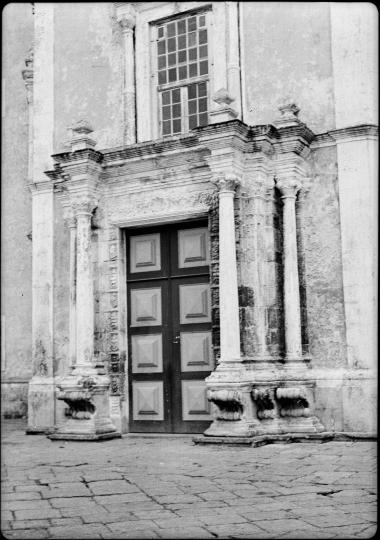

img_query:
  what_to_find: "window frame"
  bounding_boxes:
[150,7,213,139]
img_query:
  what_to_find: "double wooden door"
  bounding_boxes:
[127,221,213,433]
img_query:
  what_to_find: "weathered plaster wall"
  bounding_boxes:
[240,2,335,133]
[297,145,346,368]
[1,3,34,416]
[53,3,124,152]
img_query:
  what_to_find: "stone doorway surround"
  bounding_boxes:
[30,107,331,440]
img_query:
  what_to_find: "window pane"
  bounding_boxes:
[162,91,171,105]
[188,84,197,100]
[157,41,166,55]
[162,105,171,120]
[168,53,176,66]
[198,113,208,126]
[199,29,207,45]
[188,16,196,31]
[189,115,198,129]
[189,63,197,78]
[177,19,186,35]
[172,104,181,118]
[178,65,187,80]
[198,82,207,97]
[178,50,187,63]
[172,88,181,103]
[199,45,207,59]
[168,68,177,82]
[188,32,196,47]
[178,35,186,50]
[167,22,176,37]
[189,47,197,61]
[158,55,166,69]
[173,119,181,133]
[158,70,167,84]
[158,26,164,38]
[199,60,208,75]
[199,15,206,27]
[168,38,176,52]
[188,100,197,114]
[198,97,207,113]
[163,120,171,135]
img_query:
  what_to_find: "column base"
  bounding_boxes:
[26,376,55,434]
[48,371,119,441]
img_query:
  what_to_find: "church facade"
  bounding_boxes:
[2,2,377,440]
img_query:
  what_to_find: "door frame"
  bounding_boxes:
[119,210,216,433]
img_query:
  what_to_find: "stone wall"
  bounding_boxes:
[1,3,34,416]
[240,2,335,133]
[53,3,124,152]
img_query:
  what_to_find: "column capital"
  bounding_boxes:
[212,173,241,194]
[70,193,98,217]
[117,6,136,32]
[275,177,302,199]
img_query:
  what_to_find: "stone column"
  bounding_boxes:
[276,177,303,360]
[214,174,241,363]
[117,7,136,145]
[67,214,77,369]
[71,200,97,375]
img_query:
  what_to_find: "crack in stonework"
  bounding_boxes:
[318,489,343,496]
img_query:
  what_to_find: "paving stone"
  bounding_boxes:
[49,496,105,508]
[3,528,50,539]
[3,491,42,501]
[81,511,138,524]
[153,494,203,504]
[14,508,62,520]
[199,513,248,526]
[58,504,103,517]
[89,480,141,495]
[3,499,53,511]
[107,519,159,532]
[11,519,50,529]
[103,530,160,539]
[94,492,150,505]
[302,512,375,528]
[155,526,214,538]
[48,523,108,538]
[49,517,83,527]
[197,490,239,500]
[206,522,268,537]
[1,511,13,521]
[153,517,205,529]
[254,517,318,534]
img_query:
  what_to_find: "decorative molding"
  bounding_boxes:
[212,173,240,193]
[275,177,302,199]
[274,103,301,128]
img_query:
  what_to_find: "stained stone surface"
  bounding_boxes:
[1,420,376,539]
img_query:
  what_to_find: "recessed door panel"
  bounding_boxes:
[130,233,161,273]
[133,381,164,421]
[178,227,209,268]
[131,287,162,326]
[179,283,211,324]
[181,331,212,372]
[132,334,163,373]
[181,380,211,421]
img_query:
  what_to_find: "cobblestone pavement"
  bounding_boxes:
[1,421,377,539]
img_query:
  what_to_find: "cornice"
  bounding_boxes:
[51,148,104,165]
[311,124,378,149]
[326,124,378,143]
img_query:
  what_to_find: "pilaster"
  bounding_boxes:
[116,4,137,145]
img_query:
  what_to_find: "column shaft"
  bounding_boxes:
[68,221,77,368]
[218,184,241,362]
[75,212,95,370]
[280,190,302,359]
